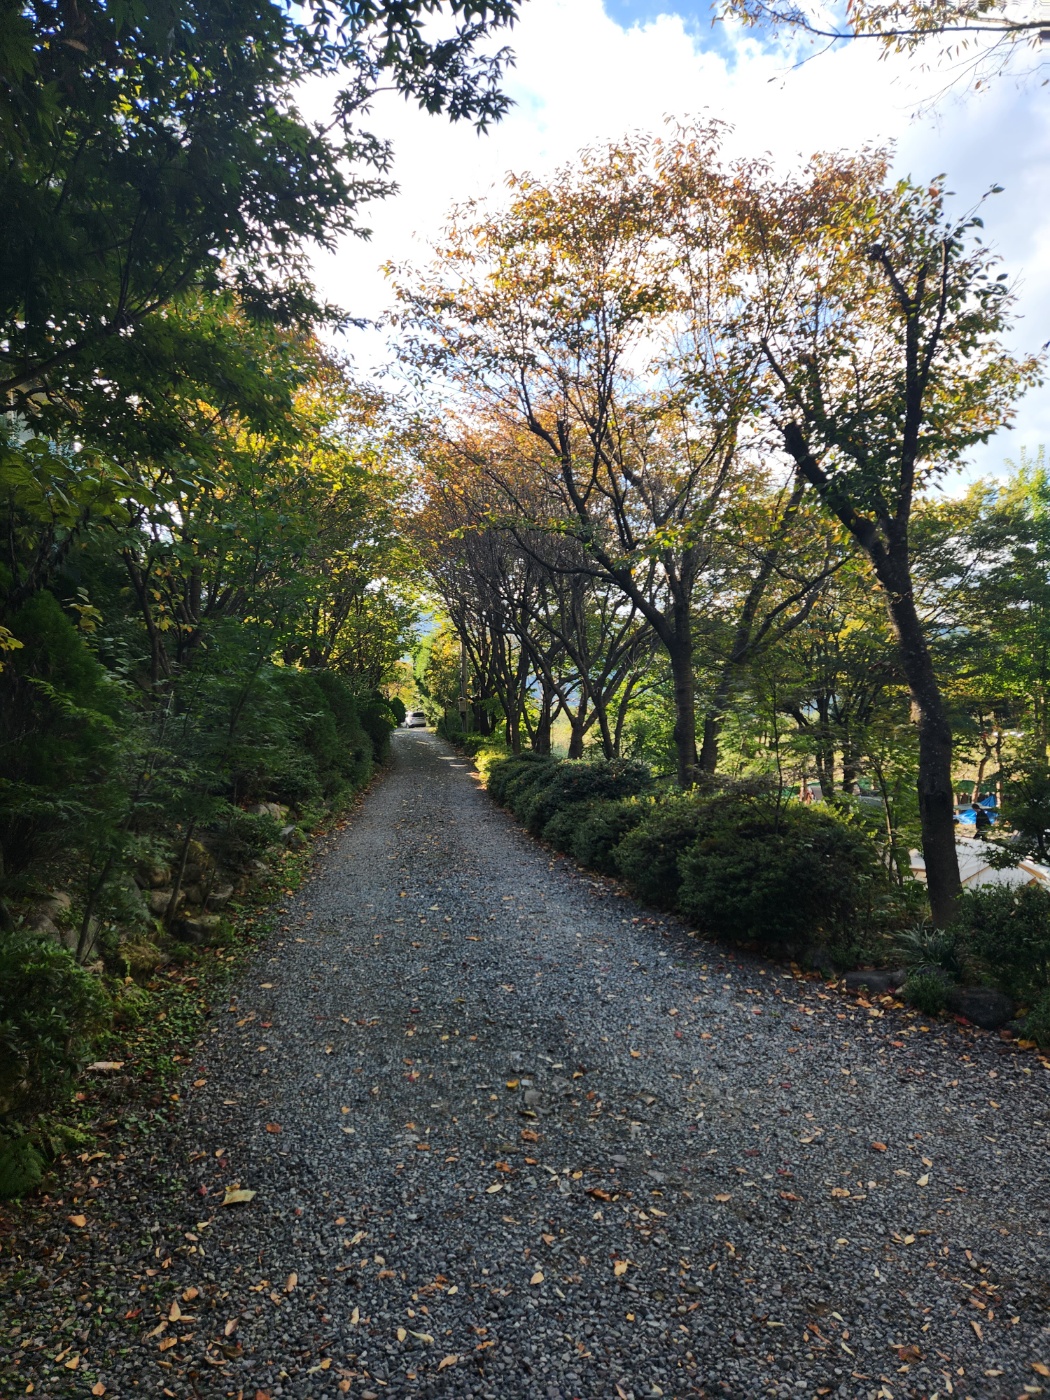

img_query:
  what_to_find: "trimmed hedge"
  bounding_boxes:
[677,797,881,948]
[484,754,888,952]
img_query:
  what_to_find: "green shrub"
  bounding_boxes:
[0,1133,45,1200]
[895,923,963,982]
[614,797,708,908]
[951,884,1050,1004]
[1021,990,1050,1048]
[541,805,587,853]
[902,970,951,1016]
[0,931,109,1121]
[520,759,652,836]
[571,799,648,875]
[677,798,880,948]
[487,753,557,808]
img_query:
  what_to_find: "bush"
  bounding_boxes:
[571,799,648,875]
[0,931,109,1123]
[0,1133,45,1200]
[1021,989,1050,1048]
[895,923,963,982]
[952,883,1050,1005]
[902,970,951,1016]
[486,752,556,807]
[614,797,708,908]
[677,798,881,949]
[520,759,653,836]
[541,805,585,854]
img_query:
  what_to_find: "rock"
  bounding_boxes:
[280,824,306,848]
[180,883,204,908]
[148,889,183,917]
[139,863,171,889]
[205,883,235,910]
[844,968,905,996]
[40,891,71,918]
[23,911,60,937]
[177,914,223,945]
[947,986,1014,1030]
[248,801,285,820]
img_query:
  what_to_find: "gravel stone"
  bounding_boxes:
[2,729,1050,1398]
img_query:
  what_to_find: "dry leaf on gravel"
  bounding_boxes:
[168,1302,181,1322]
[714,1194,731,1203]
[871,1141,887,1152]
[265,1123,282,1133]
[613,1261,629,1276]
[485,1182,503,1194]
[1033,1362,1050,1377]
[285,1272,297,1292]
[917,1173,930,1187]
[530,1271,544,1284]
[224,1319,238,1337]
[438,1355,458,1370]
[92,1384,106,1396]
[182,1287,199,1302]
[159,1337,177,1352]
[222,1188,256,1206]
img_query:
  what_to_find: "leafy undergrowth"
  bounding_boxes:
[0,787,367,1224]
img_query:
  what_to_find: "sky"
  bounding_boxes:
[306,0,1050,484]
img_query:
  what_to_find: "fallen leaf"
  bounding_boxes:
[506,1079,519,1089]
[971,1320,984,1341]
[64,1354,80,1370]
[586,1187,612,1201]
[397,1326,407,1341]
[520,1129,540,1143]
[85,1061,124,1072]
[159,1336,177,1352]
[485,1182,503,1194]
[779,1191,800,1201]
[224,1319,238,1337]
[714,1193,731,1203]
[168,1302,182,1322]
[438,1355,458,1370]
[409,1330,434,1343]
[68,1213,87,1228]
[530,1271,544,1285]
[1034,1363,1050,1378]
[284,1272,297,1292]
[182,1287,199,1302]
[894,1344,921,1362]
[265,1123,282,1134]
[350,1307,360,1325]
[629,1050,641,1059]
[870,1141,887,1152]
[613,1260,629,1276]
[222,1188,256,1206]
[830,1187,850,1198]
[917,1173,930,1187]
[92,1384,106,1396]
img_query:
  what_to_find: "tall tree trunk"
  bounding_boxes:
[668,634,698,788]
[534,684,554,755]
[879,555,961,926]
[698,668,732,774]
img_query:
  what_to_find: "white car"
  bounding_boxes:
[404,710,427,728]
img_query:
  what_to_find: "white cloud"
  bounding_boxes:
[308,0,1050,478]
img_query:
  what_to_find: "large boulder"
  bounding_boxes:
[205,884,235,910]
[148,888,183,917]
[947,986,1014,1030]
[177,913,223,945]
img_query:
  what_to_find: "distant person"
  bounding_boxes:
[974,805,991,833]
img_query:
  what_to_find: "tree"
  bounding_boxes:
[722,2,1048,88]
[1,0,520,421]
[394,133,765,785]
[732,150,1041,923]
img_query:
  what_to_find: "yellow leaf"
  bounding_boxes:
[613,1260,629,1276]
[224,1319,238,1337]
[64,1355,80,1370]
[158,1336,178,1352]
[1033,1362,1050,1377]
[168,1302,182,1322]
[397,1327,407,1342]
[506,1079,519,1089]
[971,1320,983,1341]
[438,1354,458,1370]
[409,1330,434,1343]
[714,1193,731,1203]
[530,1271,544,1285]
[350,1307,360,1325]
[222,1188,256,1206]
[285,1272,297,1292]
[917,1173,930,1187]
[68,1214,87,1228]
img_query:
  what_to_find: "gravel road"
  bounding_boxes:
[5,730,1050,1400]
